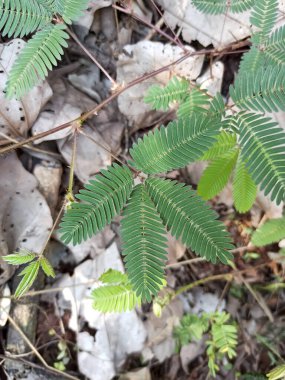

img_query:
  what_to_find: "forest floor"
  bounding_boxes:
[1,1,285,380]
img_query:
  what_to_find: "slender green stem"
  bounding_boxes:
[174,273,233,298]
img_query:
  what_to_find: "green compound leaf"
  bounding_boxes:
[250,0,278,38]
[121,184,168,302]
[198,148,239,200]
[146,177,234,264]
[54,0,89,24]
[238,46,266,74]
[236,112,285,205]
[144,76,189,111]
[192,0,254,14]
[233,154,257,213]
[6,24,69,99]
[251,217,285,246]
[39,256,55,278]
[15,260,40,298]
[201,131,237,161]
[92,274,141,313]
[177,88,210,118]
[99,269,129,284]
[130,115,220,174]
[263,26,285,68]
[59,164,133,245]
[267,364,285,380]
[2,249,36,265]
[230,66,285,113]
[0,0,52,38]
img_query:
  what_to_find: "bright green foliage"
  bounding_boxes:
[238,47,265,73]
[54,0,89,24]
[237,113,285,204]
[263,26,285,67]
[177,88,210,118]
[6,24,69,99]
[2,249,36,265]
[201,131,237,160]
[230,66,285,113]
[175,311,238,377]
[39,256,55,278]
[198,137,256,213]
[15,260,40,298]
[0,0,90,98]
[250,0,278,38]
[192,0,254,14]
[233,154,257,213]
[130,115,219,174]
[59,164,133,245]
[99,269,129,284]
[251,217,285,246]
[92,270,141,313]
[145,177,234,264]
[0,0,52,38]
[3,249,55,297]
[207,93,226,119]
[144,76,189,111]
[174,313,209,349]
[206,312,238,377]
[267,364,285,380]
[198,148,239,200]
[121,185,168,302]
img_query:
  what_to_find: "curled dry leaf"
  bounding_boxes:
[117,41,204,126]
[0,153,52,283]
[0,39,52,139]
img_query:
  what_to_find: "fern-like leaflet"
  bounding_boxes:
[6,24,69,99]
[53,0,89,24]
[230,66,285,113]
[250,0,279,38]
[177,88,210,118]
[121,184,168,302]
[144,76,189,111]
[251,217,285,246]
[145,177,234,264]
[236,112,285,204]
[59,164,133,245]
[130,115,220,174]
[198,148,239,200]
[0,0,52,38]
[192,0,254,14]
[233,153,257,213]
[92,270,140,313]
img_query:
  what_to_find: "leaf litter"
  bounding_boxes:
[1,2,285,380]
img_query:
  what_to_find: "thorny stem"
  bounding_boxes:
[67,27,117,86]
[0,39,249,157]
[67,132,77,197]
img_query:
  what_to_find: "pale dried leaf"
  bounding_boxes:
[0,153,52,260]
[117,41,204,126]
